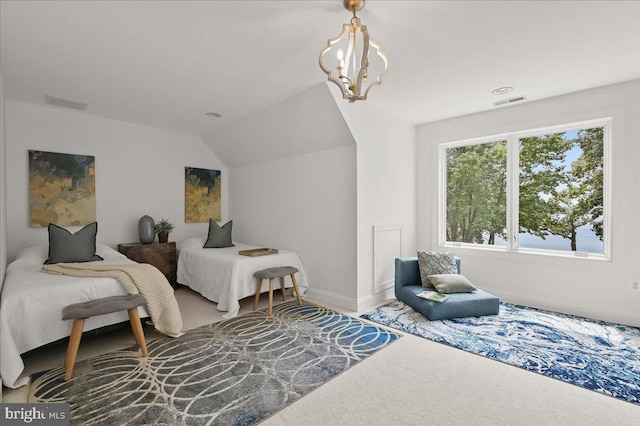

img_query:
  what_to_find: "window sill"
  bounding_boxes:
[440,242,610,262]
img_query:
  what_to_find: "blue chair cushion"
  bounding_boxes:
[400,285,499,321]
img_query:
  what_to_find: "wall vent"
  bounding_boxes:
[44,95,88,111]
[493,96,526,107]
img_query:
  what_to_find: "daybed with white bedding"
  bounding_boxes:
[177,237,308,318]
[0,244,150,389]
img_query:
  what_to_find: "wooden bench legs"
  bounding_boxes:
[128,308,149,357]
[290,274,303,305]
[64,318,85,381]
[64,308,148,381]
[253,274,303,316]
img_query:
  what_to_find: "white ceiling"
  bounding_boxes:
[1,1,638,140]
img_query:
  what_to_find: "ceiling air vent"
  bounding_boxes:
[493,96,526,107]
[44,95,88,111]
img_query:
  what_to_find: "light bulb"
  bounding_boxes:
[337,49,345,71]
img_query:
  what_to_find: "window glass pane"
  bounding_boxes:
[445,141,507,245]
[518,127,604,253]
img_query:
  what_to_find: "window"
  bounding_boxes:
[445,140,507,246]
[440,118,609,258]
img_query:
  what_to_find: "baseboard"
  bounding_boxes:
[485,287,640,327]
[305,287,395,315]
[356,288,395,313]
[304,288,357,312]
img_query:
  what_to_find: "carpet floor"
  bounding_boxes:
[29,301,400,425]
[361,299,640,406]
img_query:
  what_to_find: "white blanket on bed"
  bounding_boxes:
[43,263,183,337]
[0,245,150,389]
[177,238,308,318]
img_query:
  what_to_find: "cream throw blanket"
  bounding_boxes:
[43,263,183,337]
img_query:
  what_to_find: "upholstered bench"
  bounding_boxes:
[395,257,500,320]
[61,294,148,381]
[253,266,303,316]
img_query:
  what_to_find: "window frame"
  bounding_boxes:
[438,117,612,260]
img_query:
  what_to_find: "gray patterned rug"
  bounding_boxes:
[29,301,400,425]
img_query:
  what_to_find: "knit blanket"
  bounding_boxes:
[43,263,183,337]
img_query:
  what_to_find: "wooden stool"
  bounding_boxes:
[61,294,148,381]
[253,266,303,316]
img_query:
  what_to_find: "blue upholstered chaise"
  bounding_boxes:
[395,257,500,320]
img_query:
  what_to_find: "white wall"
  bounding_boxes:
[332,91,417,310]
[0,70,7,285]
[417,80,640,326]
[230,145,358,308]
[223,84,358,310]
[5,100,227,260]
[0,63,6,398]
[206,83,355,169]
[226,83,418,311]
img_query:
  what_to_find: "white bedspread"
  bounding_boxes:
[177,238,308,318]
[0,244,149,389]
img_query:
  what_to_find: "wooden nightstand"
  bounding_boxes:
[117,242,177,288]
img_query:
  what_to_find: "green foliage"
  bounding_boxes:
[154,218,175,234]
[518,133,573,239]
[572,128,604,239]
[446,141,507,243]
[446,127,604,251]
[520,128,604,250]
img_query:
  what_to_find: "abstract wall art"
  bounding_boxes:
[29,150,96,227]
[185,167,221,223]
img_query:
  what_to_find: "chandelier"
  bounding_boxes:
[319,0,389,102]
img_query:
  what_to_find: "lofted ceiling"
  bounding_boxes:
[1,1,638,148]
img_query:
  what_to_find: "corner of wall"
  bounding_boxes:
[329,87,418,304]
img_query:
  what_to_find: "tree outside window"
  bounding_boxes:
[443,121,606,256]
[446,140,507,245]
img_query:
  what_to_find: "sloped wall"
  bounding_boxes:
[205,84,355,169]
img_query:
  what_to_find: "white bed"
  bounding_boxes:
[177,237,308,318]
[0,244,149,389]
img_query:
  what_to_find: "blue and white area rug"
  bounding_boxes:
[30,301,400,425]
[362,300,640,405]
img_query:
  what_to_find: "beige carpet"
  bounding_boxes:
[4,286,640,425]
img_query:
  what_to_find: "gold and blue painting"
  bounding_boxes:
[29,150,96,227]
[185,167,221,223]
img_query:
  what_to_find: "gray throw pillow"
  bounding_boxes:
[417,250,457,288]
[45,222,103,264]
[203,219,235,248]
[427,274,477,293]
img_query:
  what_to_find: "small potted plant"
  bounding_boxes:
[154,218,175,243]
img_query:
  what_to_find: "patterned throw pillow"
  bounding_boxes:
[417,250,457,288]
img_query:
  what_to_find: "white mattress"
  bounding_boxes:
[177,237,308,318]
[0,244,149,389]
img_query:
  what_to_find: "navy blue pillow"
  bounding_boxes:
[45,222,104,264]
